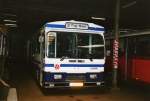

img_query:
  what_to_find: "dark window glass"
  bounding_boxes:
[136,35,150,58]
[55,32,104,59]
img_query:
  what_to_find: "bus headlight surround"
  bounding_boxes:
[90,74,97,79]
[54,74,62,80]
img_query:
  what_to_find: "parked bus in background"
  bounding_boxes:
[105,29,150,86]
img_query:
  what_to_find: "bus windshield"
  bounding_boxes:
[47,32,104,59]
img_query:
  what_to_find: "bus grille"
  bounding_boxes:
[66,74,85,81]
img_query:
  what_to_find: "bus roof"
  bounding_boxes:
[44,20,104,32]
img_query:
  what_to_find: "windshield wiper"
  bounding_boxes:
[88,54,93,61]
[89,57,93,62]
[60,56,68,61]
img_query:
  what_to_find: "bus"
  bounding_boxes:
[105,29,150,86]
[31,20,105,88]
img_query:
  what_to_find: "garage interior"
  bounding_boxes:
[0,0,150,101]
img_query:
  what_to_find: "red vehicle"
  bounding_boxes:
[105,30,150,85]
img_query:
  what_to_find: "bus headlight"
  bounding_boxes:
[54,74,62,79]
[90,74,97,79]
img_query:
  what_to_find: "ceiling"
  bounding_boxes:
[0,0,150,34]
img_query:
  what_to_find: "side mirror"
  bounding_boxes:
[38,36,44,43]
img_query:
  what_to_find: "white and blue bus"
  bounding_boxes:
[31,20,105,88]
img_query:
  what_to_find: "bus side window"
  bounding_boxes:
[136,35,150,58]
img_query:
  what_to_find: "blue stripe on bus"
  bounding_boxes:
[60,64,104,67]
[45,64,54,67]
[88,27,104,31]
[45,64,104,67]
[45,24,104,31]
[46,24,65,28]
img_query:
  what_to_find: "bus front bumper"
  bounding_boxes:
[43,81,105,88]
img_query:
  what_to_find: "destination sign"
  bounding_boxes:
[65,22,88,30]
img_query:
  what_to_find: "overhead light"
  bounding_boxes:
[91,17,106,21]
[122,1,137,8]
[5,24,17,27]
[3,19,17,23]
[5,24,17,26]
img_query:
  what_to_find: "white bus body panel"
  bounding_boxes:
[44,58,104,73]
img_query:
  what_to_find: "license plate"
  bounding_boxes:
[69,82,83,87]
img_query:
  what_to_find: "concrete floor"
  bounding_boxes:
[9,63,150,101]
